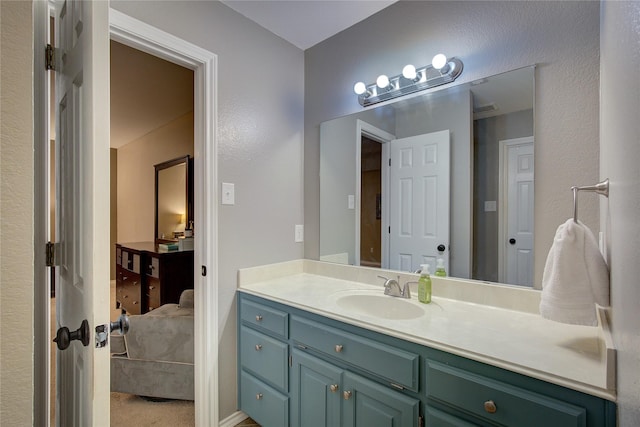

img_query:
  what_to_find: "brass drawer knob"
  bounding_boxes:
[255,315,263,322]
[335,344,344,353]
[343,390,352,400]
[255,344,262,351]
[484,400,497,414]
[256,393,263,400]
[329,384,339,392]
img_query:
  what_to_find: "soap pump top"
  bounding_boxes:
[435,258,447,277]
[418,264,432,304]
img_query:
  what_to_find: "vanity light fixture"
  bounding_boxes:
[353,54,464,107]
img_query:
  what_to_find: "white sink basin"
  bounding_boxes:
[334,292,425,320]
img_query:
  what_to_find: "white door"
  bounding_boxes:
[53,0,111,425]
[502,138,534,286]
[389,130,450,273]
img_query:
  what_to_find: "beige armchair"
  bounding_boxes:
[110,290,194,400]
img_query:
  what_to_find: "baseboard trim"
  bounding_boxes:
[219,411,249,427]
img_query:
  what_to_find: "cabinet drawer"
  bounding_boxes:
[291,316,419,391]
[240,325,288,391]
[122,251,141,273]
[147,256,160,278]
[240,299,288,338]
[424,405,478,427]
[240,370,288,427]
[426,360,586,427]
[147,277,161,311]
[118,272,143,315]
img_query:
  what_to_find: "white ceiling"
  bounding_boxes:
[220,0,397,50]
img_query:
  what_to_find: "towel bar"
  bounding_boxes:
[571,178,609,222]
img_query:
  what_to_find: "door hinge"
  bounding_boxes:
[289,355,293,367]
[46,241,57,267]
[419,415,424,427]
[389,158,391,167]
[45,44,61,71]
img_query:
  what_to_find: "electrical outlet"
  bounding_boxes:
[222,182,235,205]
[295,225,304,243]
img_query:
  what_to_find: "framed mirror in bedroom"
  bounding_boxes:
[154,155,194,243]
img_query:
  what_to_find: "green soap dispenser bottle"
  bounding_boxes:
[418,264,432,304]
[435,258,447,277]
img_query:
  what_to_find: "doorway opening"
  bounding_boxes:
[108,39,196,424]
[360,136,383,268]
[355,119,394,270]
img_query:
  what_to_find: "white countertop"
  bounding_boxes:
[237,260,616,401]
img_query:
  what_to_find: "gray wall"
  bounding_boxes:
[111,0,305,419]
[473,109,534,282]
[304,1,601,288]
[320,109,395,266]
[600,0,640,424]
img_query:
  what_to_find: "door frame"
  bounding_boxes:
[355,120,394,269]
[497,136,534,284]
[33,6,219,426]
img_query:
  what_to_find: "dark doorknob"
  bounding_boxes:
[509,238,516,245]
[54,319,90,350]
[437,244,446,252]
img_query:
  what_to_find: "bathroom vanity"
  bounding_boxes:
[237,260,616,427]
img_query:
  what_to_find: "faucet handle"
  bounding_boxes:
[379,275,402,296]
[402,281,419,299]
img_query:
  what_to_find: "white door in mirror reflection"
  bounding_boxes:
[501,137,534,286]
[389,130,450,274]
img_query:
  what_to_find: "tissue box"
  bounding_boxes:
[178,237,194,251]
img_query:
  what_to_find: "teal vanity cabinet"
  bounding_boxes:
[290,315,420,427]
[290,349,419,427]
[238,298,290,426]
[237,292,616,427]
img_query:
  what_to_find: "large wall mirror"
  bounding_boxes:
[154,155,193,242]
[320,66,534,286]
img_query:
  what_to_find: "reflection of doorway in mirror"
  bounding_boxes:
[360,136,382,267]
[499,137,534,286]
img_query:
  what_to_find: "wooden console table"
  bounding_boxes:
[115,242,194,315]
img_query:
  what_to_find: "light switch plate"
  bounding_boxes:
[348,195,355,210]
[295,224,304,243]
[484,200,497,212]
[222,182,235,205]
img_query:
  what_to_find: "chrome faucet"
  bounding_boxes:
[378,275,411,299]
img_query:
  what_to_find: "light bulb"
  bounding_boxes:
[353,82,367,95]
[376,74,390,89]
[402,64,417,80]
[432,54,448,70]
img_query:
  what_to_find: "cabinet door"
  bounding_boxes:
[342,372,419,427]
[291,349,342,427]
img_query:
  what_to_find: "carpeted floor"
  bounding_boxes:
[50,282,258,426]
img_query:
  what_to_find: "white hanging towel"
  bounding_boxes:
[539,218,610,326]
